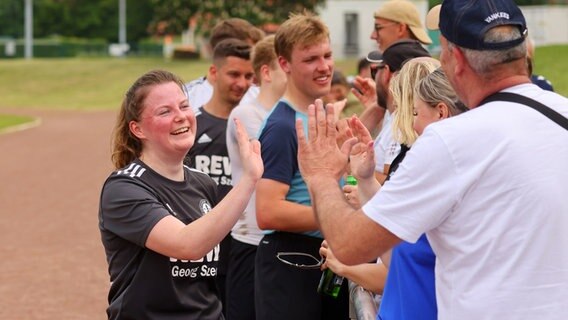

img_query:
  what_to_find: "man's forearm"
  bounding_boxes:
[359,106,385,136]
[307,176,354,244]
[306,175,399,265]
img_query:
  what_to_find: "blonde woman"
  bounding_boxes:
[321,58,443,320]
[376,65,468,320]
[388,57,440,177]
[413,68,469,135]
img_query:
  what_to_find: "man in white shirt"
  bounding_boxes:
[296,0,568,319]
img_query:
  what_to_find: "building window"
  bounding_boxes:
[344,13,359,55]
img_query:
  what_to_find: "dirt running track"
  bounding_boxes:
[0,108,117,319]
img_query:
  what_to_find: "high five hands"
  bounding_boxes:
[296,99,355,184]
[296,99,377,186]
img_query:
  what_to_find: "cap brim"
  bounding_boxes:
[426,5,441,30]
[409,26,432,44]
[366,51,383,63]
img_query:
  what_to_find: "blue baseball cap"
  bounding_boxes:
[426,0,528,50]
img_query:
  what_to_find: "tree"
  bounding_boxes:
[148,0,325,37]
[0,0,24,38]
[0,0,153,43]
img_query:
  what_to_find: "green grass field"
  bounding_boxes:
[0,114,35,132]
[0,57,210,110]
[0,44,566,130]
[531,45,568,95]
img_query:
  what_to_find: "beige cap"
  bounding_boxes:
[425,4,441,30]
[374,0,432,45]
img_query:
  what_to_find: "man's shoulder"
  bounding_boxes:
[502,84,567,113]
[195,107,227,125]
[230,101,261,119]
[184,76,208,90]
[263,102,296,131]
[266,100,296,120]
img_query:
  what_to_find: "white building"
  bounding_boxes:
[318,0,568,60]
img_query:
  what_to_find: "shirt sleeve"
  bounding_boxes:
[363,129,460,243]
[100,176,170,247]
[259,119,297,186]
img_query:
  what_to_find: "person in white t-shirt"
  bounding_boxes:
[225,34,287,320]
[185,18,265,112]
[366,41,430,184]
[295,0,568,319]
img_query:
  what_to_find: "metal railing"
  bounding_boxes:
[348,280,379,320]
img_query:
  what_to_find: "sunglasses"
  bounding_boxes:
[276,252,323,270]
[374,22,398,33]
[370,64,387,80]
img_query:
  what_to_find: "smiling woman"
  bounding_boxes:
[98,69,264,319]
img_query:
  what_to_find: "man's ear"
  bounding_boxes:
[259,64,271,84]
[397,23,409,38]
[383,65,394,83]
[209,64,217,82]
[452,46,467,76]
[129,120,145,140]
[278,56,291,74]
[437,102,450,119]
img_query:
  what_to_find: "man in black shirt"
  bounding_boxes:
[184,38,254,314]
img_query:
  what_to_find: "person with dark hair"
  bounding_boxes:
[184,38,254,315]
[185,18,265,113]
[99,69,263,319]
[366,40,430,184]
[298,0,568,319]
[352,0,433,136]
[209,18,265,51]
[370,0,432,53]
[357,57,373,79]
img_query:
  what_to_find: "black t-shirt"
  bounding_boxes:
[99,159,223,320]
[185,107,232,199]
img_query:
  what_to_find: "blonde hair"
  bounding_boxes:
[391,58,440,146]
[275,11,329,62]
[111,70,186,169]
[415,68,468,117]
[252,35,278,84]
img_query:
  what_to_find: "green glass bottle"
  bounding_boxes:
[317,268,344,298]
[316,175,357,298]
[345,175,358,186]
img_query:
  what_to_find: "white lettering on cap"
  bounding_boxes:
[485,12,510,23]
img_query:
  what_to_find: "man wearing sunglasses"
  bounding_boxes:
[371,0,432,53]
[355,0,432,135]
[365,40,430,184]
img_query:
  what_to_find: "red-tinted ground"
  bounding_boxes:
[0,108,117,319]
